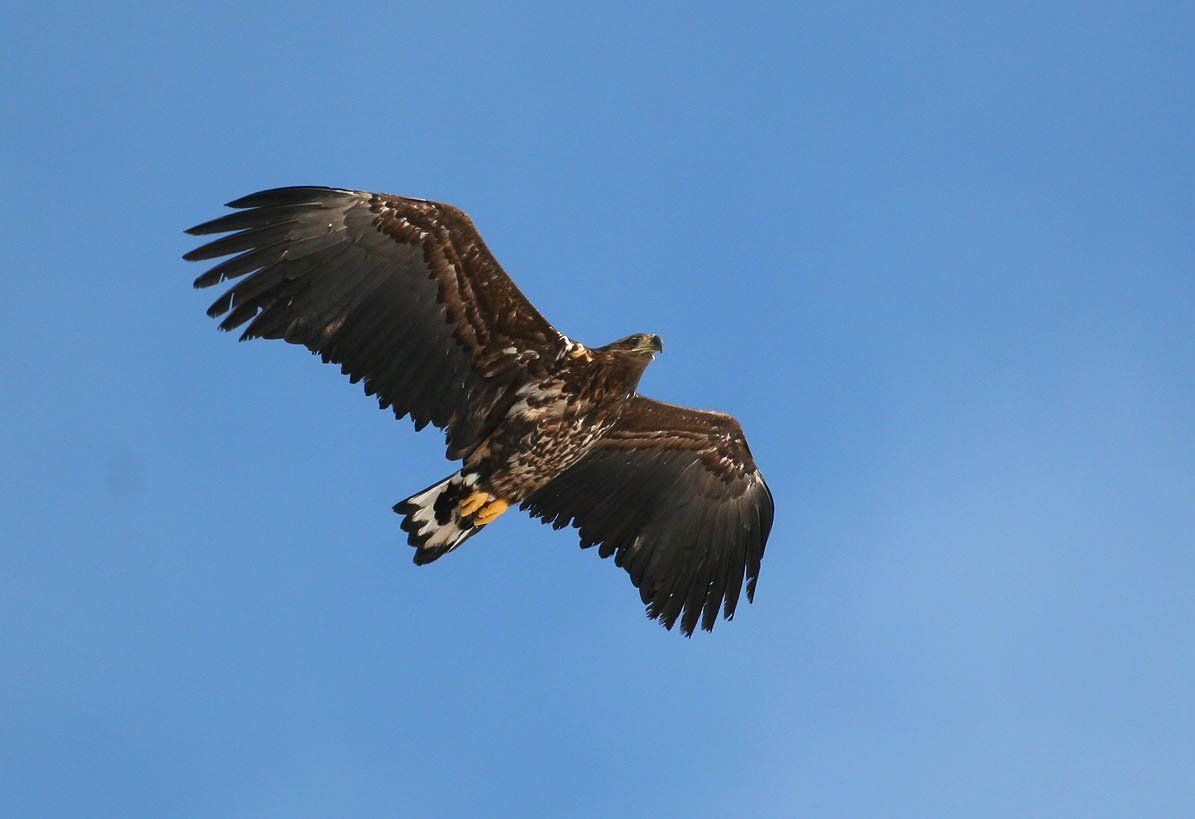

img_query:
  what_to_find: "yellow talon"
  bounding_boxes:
[473,498,509,526]
[459,491,508,525]
[459,491,490,517]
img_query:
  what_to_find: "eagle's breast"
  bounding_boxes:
[474,357,634,499]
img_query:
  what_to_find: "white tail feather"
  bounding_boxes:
[395,472,482,563]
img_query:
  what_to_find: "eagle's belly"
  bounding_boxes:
[466,378,621,500]
[490,415,615,497]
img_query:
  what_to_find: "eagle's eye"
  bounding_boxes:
[630,334,664,354]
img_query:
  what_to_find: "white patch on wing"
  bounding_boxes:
[564,338,592,361]
[508,379,567,420]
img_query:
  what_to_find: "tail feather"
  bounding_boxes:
[395,472,485,564]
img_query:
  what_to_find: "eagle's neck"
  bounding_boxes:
[581,348,651,400]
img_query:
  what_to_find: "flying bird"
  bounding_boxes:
[184,186,773,634]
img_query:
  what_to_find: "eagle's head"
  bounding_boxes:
[605,333,664,359]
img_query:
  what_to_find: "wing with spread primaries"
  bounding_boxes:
[184,186,568,459]
[522,396,774,635]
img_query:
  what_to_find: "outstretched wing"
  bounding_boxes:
[522,396,774,636]
[184,186,568,459]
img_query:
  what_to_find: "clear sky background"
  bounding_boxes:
[2,2,1192,817]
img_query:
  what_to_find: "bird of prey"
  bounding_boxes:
[184,186,773,634]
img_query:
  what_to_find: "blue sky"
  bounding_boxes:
[2,2,1192,816]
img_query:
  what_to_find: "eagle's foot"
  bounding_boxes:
[473,498,509,526]
[459,491,491,518]
[459,491,509,525]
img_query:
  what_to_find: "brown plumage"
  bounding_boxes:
[184,186,773,635]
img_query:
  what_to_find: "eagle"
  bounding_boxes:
[184,186,773,635]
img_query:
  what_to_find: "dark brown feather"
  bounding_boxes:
[522,396,773,635]
[184,186,568,459]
